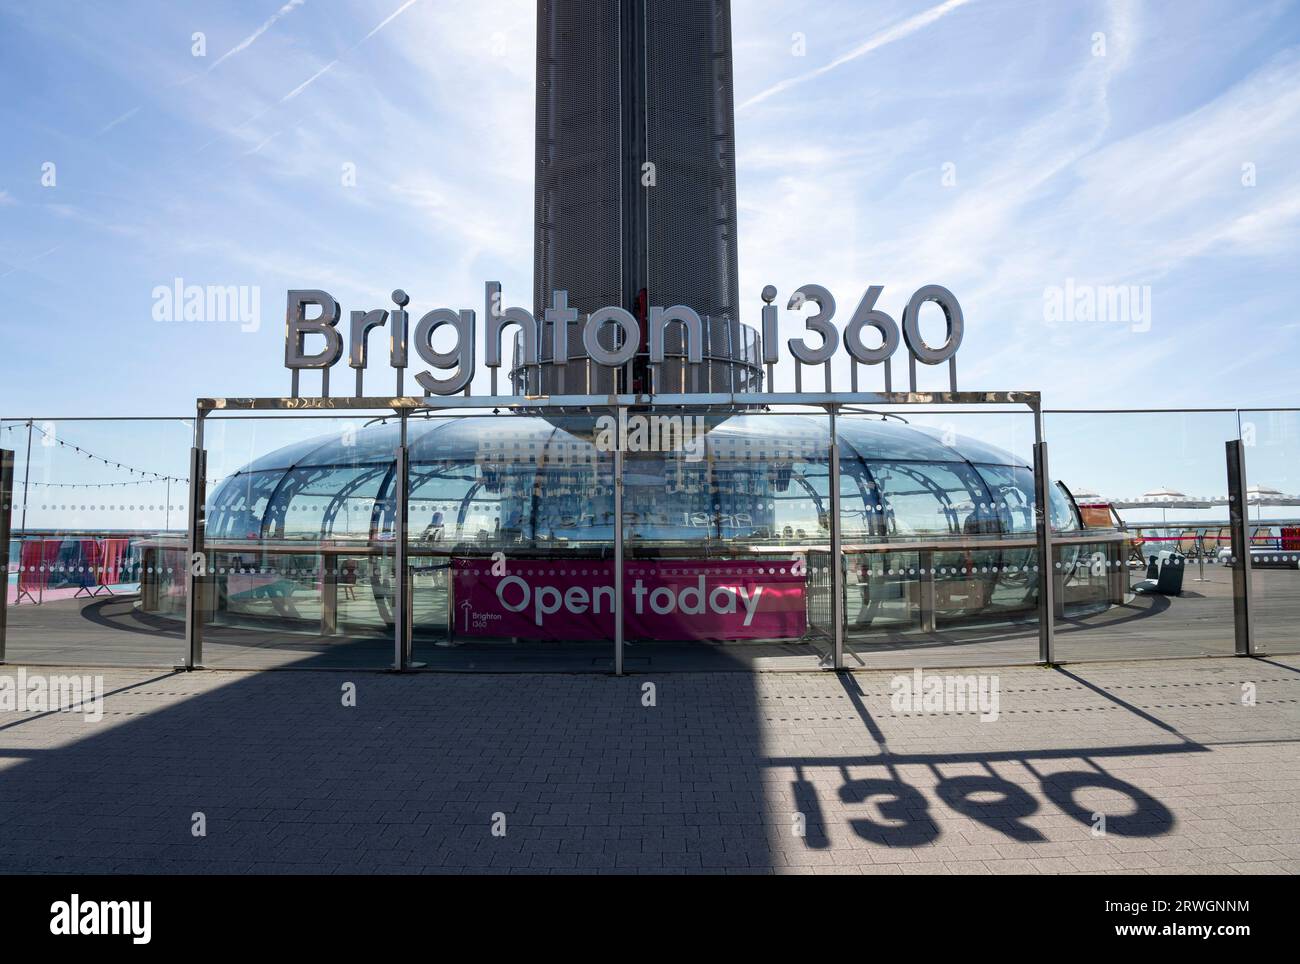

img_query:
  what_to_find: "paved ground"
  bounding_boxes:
[0,655,1297,873]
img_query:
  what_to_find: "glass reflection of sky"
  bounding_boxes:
[206,414,1079,550]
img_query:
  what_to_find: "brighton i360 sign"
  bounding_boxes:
[283,281,964,397]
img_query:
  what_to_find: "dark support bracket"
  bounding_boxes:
[828,406,844,669]
[393,414,413,670]
[1033,440,1055,665]
[182,438,208,670]
[613,406,625,676]
[0,448,13,664]
[1225,439,1254,656]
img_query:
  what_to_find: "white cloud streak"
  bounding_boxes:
[362,0,423,44]
[98,105,141,135]
[231,0,425,135]
[280,58,338,103]
[738,0,975,110]
[210,0,307,70]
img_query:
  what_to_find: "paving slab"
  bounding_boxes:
[0,654,1297,874]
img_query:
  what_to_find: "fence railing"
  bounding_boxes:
[2,407,1296,670]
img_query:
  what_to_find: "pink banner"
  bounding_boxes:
[17,540,62,600]
[452,558,806,641]
[98,538,130,586]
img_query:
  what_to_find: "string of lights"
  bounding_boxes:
[23,478,227,489]
[1,421,220,486]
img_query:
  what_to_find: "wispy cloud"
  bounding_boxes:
[243,130,280,155]
[0,244,62,281]
[738,0,975,110]
[221,0,425,142]
[282,0,425,101]
[210,0,307,70]
[95,0,311,141]
[362,0,422,44]
[280,58,338,103]
[98,105,141,135]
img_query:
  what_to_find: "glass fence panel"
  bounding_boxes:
[620,409,832,670]
[1,417,192,666]
[198,414,399,669]
[3,407,1277,672]
[1045,411,1241,661]
[1240,410,1300,655]
[838,410,1044,667]
[408,412,616,670]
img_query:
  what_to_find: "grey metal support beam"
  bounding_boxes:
[1109,540,1128,605]
[446,558,455,646]
[394,413,411,670]
[19,420,31,539]
[321,566,338,636]
[0,448,13,663]
[918,549,937,634]
[613,406,625,676]
[182,412,208,670]
[197,389,1043,413]
[1033,440,1055,665]
[1225,439,1254,656]
[827,406,844,669]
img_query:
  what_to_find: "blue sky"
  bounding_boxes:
[0,0,1297,426]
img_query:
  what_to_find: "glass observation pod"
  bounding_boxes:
[144,412,1099,647]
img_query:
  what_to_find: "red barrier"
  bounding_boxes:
[98,538,130,590]
[74,539,103,597]
[16,539,61,604]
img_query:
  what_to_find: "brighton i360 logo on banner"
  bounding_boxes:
[282,281,964,396]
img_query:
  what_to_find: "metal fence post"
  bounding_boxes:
[1033,440,1055,665]
[394,413,411,670]
[613,406,625,676]
[828,406,844,670]
[1109,539,1127,604]
[0,448,13,664]
[1225,439,1254,656]
[918,549,937,633]
[446,559,455,646]
[19,420,31,541]
[182,412,207,670]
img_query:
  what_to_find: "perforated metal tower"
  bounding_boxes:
[515,0,760,396]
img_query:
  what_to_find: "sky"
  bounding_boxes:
[0,0,1298,509]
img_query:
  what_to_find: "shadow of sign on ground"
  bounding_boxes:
[0,655,1296,873]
